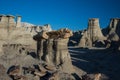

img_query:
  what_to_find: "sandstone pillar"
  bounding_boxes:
[16,16,21,28]
[109,18,120,37]
[37,39,44,60]
[54,38,73,73]
[7,15,16,28]
[43,39,54,65]
[87,18,104,42]
[34,29,74,73]
[33,31,49,60]
[0,15,8,28]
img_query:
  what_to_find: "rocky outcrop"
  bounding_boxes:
[108,18,120,37]
[105,18,120,42]
[33,28,74,74]
[102,18,120,49]
[16,16,22,28]
[87,18,104,41]
[22,23,52,32]
[0,14,16,28]
[78,18,120,49]
[108,32,119,41]
[0,14,52,53]
[79,18,106,48]
[79,30,92,48]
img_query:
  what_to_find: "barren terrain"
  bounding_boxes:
[69,46,120,80]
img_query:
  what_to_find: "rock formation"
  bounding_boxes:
[0,14,52,53]
[87,18,105,41]
[106,18,120,41]
[33,28,74,73]
[0,14,16,28]
[82,73,101,80]
[79,18,106,48]
[101,18,120,49]
[108,32,119,41]
[16,15,21,28]
[1,14,120,80]
[77,18,120,49]
[79,30,92,48]
[108,18,120,37]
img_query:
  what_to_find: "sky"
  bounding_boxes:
[0,0,120,30]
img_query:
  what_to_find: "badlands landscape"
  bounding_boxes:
[0,14,120,80]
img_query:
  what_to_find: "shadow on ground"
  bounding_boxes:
[69,47,120,80]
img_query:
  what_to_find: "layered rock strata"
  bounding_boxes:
[79,18,106,48]
[33,28,74,73]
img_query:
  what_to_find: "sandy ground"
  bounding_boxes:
[69,46,120,80]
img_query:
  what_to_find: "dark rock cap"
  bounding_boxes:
[6,14,15,18]
[110,18,120,20]
[17,15,22,17]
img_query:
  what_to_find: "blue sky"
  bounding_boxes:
[0,0,120,30]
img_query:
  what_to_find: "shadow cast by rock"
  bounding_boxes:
[69,47,120,80]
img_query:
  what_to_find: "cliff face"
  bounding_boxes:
[0,14,16,28]
[0,14,52,52]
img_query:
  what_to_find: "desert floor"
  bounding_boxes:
[69,46,120,80]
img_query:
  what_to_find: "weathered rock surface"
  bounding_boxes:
[108,18,120,37]
[108,32,119,41]
[81,73,109,80]
[102,18,120,49]
[0,27,78,80]
[79,18,106,48]
[0,64,11,80]
[77,18,120,49]
[33,28,74,74]
[0,14,52,54]
[1,14,120,80]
